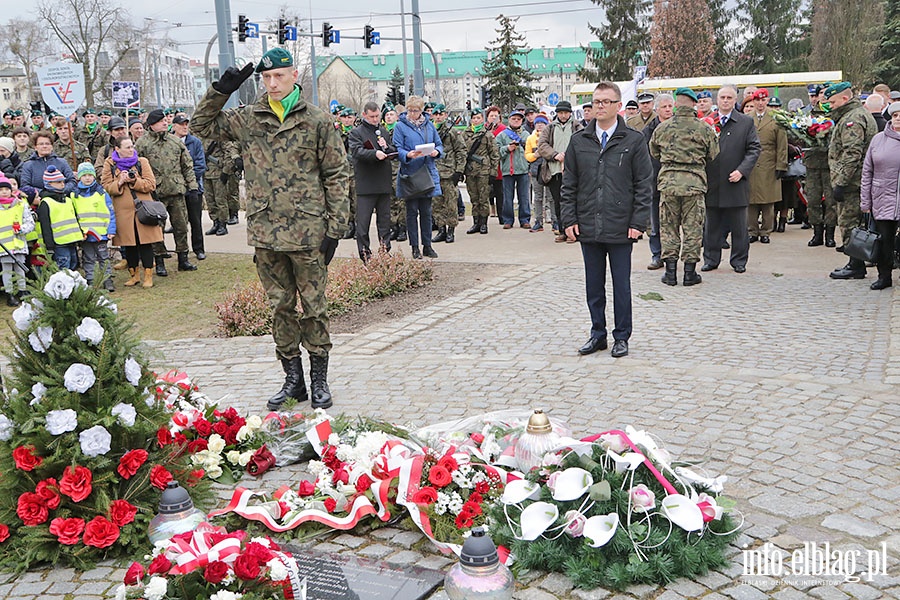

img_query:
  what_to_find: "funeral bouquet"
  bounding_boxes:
[114,523,302,600]
[771,109,834,146]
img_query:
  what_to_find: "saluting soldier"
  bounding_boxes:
[462,108,499,235]
[431,104,466,243]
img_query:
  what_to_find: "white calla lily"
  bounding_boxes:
[551,467,594,501]
[606,448,645,473]
[501,479,541,505]
[519,501,559,540]
[661,493,705,531]
[583,513,619,547]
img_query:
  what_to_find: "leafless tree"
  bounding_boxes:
[1,18,56,102]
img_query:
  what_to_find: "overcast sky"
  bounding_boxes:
[8,0,601,61]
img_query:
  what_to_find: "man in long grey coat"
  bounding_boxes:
[701,85,761,273]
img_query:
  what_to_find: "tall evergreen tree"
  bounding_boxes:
[579,0,651,81]
[872,0,898,86]
[736,0,808,74]
[480,15,538,112]
[810,0,881,87]
[649,0,715,78]
[707,0,737,72]
[386,66,406,106]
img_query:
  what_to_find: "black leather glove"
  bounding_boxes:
[320,236,339,266]
[776,170,786,179]
[212,63,254,96]
[832,185,846,203]
[219,172,229,184]
[233,157,244,174]
[185,189,200,203]
[452,172,464,186]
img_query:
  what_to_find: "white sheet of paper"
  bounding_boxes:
[415,143,435,154]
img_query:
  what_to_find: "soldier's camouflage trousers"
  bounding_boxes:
[153,194,190,254]
[206,175,230,223]
[660,194,705,263]
[255,247,331,360]
[837,191,863,247]
[433,178,459,229]
[227,175,241,213]
[390,193,405,227]
[805,167,836,226]
[466,175,491,218]
[348,174,357,224]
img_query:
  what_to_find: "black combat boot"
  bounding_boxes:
[309,354,333,409]
[227,211,239,225]
[661,260,678,286]
[824,226,836,248]
[396,225,408,242]
[389,225,398,241]
[683,262,702,286]
[479,217,489,234]
[446,227,455,243]
[411,246,422,260]
[829,258,867,279]
[216,220,228,235]
[432,226,447,243]
[776,217,786,233]
[206,220,220,235]
[808,225,824,247]
[155,255,168,277]
[177,252,197,271]
[466,217,481,234]
[266,356,309,410]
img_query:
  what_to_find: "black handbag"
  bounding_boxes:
[845,215,881,263]
[783,157,806,180]
[398,166,435,199]
[130,188,168,228]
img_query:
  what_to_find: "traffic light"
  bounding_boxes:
[323,22,333,47]
[466,100,471,111]
[237,14,249,43]
[278,18,288,45]
[364,25,375,49]
[481,87,492,107]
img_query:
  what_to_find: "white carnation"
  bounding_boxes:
[143,388,156,407]
[143,576,168,600]
[31,382,46,404]
[210,591,243,600]
[0,414,13,441]
[64,363,96,393]
[266,557,288,581]
[12,302,36,330]
[75,317,105,345]
[79,425,112,457]
[44,270,77,299]
[111,403,137,427]
[28,326,53,353]
[124,357,142,386]
[97,296,118,314]
[46,408,78,435]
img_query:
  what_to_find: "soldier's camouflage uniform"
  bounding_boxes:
[227,157,242,215]
[433,121,467,229]
[204,139,240,223]
[803,141,835,226]
[136,130,198,254]
[461,125,500,219]
[75,124,109,159]
[340,125,356,231]
[53,137,91,172]
[649,107,719,263]
[192,85,350,360]
[828,98,876,245]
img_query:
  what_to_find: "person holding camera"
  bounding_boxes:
[100,135,161,288]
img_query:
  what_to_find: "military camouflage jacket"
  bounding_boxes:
[204,139,240,177]
[435,122,466,179]
[75,124,109,157]
[53,138,92,172]
[828,98,877,190]
[135,130,198,197]
[192,85,350,251]
[460,127,499,178]
[649,108,719,196]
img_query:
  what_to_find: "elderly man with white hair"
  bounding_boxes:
[865,93,887,132]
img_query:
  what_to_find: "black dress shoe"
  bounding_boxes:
[760,236,770,244]
[196,251,206,260]
[733,265,746,273]
[611,340,629,358]
[700,263,718,272]
[749,235,759,243]
[871,278,892,290]
[578,337,608,355]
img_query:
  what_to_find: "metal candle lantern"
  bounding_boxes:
[444,527,514,600]
[514,409,562,472]
[147,480,208,544]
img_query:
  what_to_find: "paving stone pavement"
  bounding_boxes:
[7,232,900,599]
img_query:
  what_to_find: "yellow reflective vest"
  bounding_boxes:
[71,191,111,239]
[0,201,27,252]
[41,197,83,246]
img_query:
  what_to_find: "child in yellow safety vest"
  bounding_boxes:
[0,175,35,306]
[71,162,116,291]
[37,165,82,270]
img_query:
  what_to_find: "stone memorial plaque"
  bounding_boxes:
[283,547,445,600]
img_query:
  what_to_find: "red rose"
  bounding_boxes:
[212,421,228,437]
[187,439,208,453]
[332,467,349,485]
[149,465,173,490]
[124,562,145,585]
[12,445,43,471]
[35,478,61,510]
[475,481,490,494]
[224,425,239,445]
[298,480,315,497]
[156,427,173,447]
[109,499,138,527]
[470,433,485,444]
[16,493,48,526]
[428,465,452,488]
[455,512,475,529]
[49,517,85,545]
[438,455,458,472]
[323,498,337,513]
[172,412,189,428]
[412,486,438,505]
[194,418,212,437]
[244,541,274,564]
[233,552,261,580]
[203,560,229,584]
[187,469,205,486]
[173,432,188,446]
[148,553,172,575]
[223,407,240,423]
[117,449,149,480]
[59,465,93,503]
[0,524,9,542]
[82,516,120,548]
[355,474,373,493]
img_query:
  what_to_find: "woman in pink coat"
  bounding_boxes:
[861,102,900,290]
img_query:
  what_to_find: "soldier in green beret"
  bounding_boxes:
[193,47,349,411]
[462,107,499,234]
[338,107,358,239]
[431,104,466,243]
[30,111,45,132]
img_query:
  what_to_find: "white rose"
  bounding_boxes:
[79,425,112,457]
[97,296,118,314]
[28,326,53,353]
[143,576,168,600]
[226,450,241,465]
[0,414,13,441]
[75,317,105,345]
[266,558,288,582]
[206,464,223,479]
[124,357,142,386]
[44,270,77,299]
[207,433,226,454]
[111,403,137,427]
[238,450,253,467]
[69,269,89,288]
[31,382,46,404]
[246,415,262,430]
[12,302,36,331]
[45,409,78,435]
[64,363,96,393]
[235,425,252,442]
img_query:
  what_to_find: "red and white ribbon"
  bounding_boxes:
[166,526,243,574]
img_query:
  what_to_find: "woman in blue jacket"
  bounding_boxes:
[392,96,443,259]
[18,131,76,194]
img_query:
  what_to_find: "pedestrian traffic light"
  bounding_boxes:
[237,14,249,43]
[364,25,375,49]
[278,18,289,45]
[323,22,333,47]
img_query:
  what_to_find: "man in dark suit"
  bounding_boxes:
[702,85,762,273]
[561,81,653,359]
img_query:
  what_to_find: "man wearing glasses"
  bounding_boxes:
[561,82,652,359]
